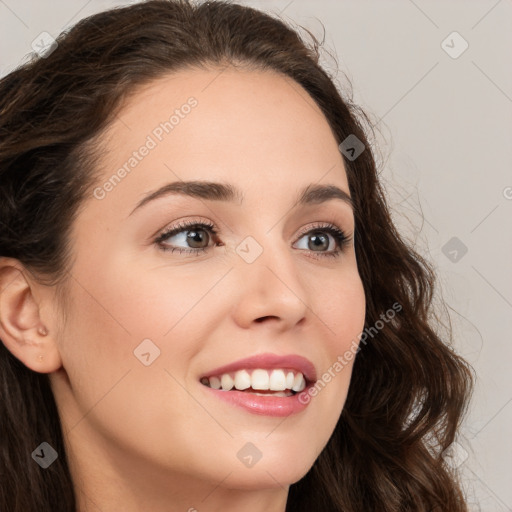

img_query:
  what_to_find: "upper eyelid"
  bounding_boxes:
[156,219,350,245]
[151,200,354,235]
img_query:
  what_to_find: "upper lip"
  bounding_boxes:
[200,352,317,384]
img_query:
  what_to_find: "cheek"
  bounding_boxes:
[55,266,220,474]
[310,264,366,351]
[67,254,205,342]
[57,254,229,417]
[302,267,366,416]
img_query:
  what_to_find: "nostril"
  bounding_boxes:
[255,316,278,323]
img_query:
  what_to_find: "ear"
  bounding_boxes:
[0,258,62,373]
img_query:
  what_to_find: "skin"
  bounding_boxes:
[0,67,366,512]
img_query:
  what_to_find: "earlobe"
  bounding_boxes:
[0,259,62,373]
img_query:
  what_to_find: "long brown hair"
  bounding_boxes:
[0,1,473,510]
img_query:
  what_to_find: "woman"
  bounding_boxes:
[0,1,473,511]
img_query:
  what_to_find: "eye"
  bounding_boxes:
[154,219,352,258]
[154,220,219,255]
[293,222,352,259]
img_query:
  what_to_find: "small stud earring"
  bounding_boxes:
[37,354,44,362]
[38,326,48,336]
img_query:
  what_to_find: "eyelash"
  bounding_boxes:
[154,219,353,259]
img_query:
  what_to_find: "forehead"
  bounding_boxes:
[91,66,349,212]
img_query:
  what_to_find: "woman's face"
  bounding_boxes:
[48,67,366,501]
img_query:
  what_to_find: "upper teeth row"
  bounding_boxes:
[204,369,307,392]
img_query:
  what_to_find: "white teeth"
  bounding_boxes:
[203,368,308,393]
[234,370,251,390]
[209,376,221,390]
[291,373,306,392]
[269,369,286,391]
[221,374,234,391]
[251,369,270,390]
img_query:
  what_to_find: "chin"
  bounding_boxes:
[210,451,316,490]
[221,464,312,491]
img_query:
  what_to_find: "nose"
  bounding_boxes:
[230,238,309,332]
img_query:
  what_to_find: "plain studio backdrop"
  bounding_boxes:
[1,0,511,510]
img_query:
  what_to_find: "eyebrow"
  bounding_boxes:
[129,180,354,216]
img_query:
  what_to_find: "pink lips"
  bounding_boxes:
[199,352,317,417]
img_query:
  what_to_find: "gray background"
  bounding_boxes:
[1,0,511,509]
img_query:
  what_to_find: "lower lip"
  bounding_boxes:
[200,384,312,417]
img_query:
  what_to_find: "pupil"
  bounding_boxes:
[187,229,208,248]
[309,232,328,251]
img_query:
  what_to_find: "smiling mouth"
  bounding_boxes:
[200,368,308,397]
